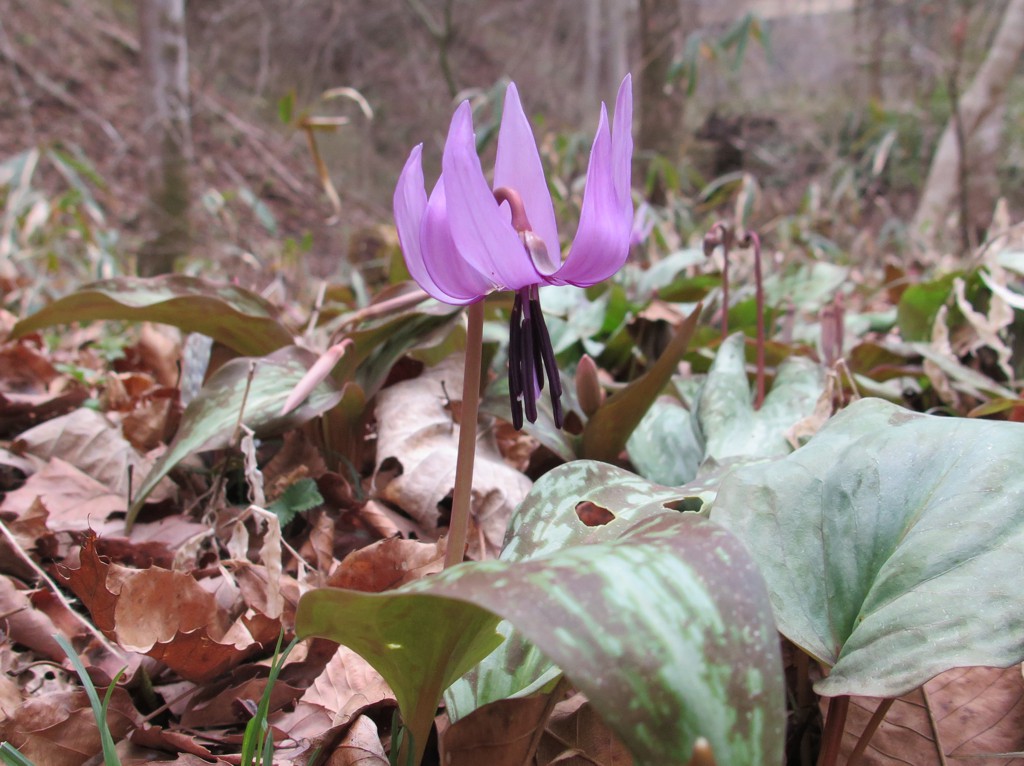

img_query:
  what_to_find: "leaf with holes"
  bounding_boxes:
[12,275,293,356]
[711,397,1024,698]
[126,346,343,528]
[698,332,824,464]
[445,460,695,721]
[298,510,784,766]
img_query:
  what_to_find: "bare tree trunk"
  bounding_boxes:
[138,0,192,276]
[637,0,697,201]
[912,0,1024,248]
[582,0,602,117]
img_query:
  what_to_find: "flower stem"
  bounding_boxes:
[741,230,766,410]
[444,300,485,569]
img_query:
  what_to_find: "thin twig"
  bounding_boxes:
[848,697,895,766]
[521,676,570,766]
[0,519,125,660]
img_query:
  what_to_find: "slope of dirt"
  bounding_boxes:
[0,0,371,281]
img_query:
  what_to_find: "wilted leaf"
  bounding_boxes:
[440,695,552,766]
[270,645,396,743]
[0,688,137,766]
[298,511,784,766]
[374,354,531,556]
[15,407,159,500]
[327,537,446,592]
[127,345,343,527]
[11,275,294,356]
[58,534,264,682]
[325,714,389,766]
[835,666,1024,765]
[1,457,124,530]
[536,694,632,766]
[712,398,1024,697]
[0,576,66,662]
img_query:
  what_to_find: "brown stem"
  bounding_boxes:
[741,231,766,409]
[444,300,485,569]
[817,695,850,766]
[848,698,895,766]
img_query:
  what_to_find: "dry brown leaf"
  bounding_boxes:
[120,388,180,453]
[439,694,551,766]
[1,457,125,530]
[178,674,303,728]
[0,575,69,662]
[129,723,222,760]
[537,694,632,766]
[14,407,169,502]
[135,322,182,388]
[374,353,531,557]
[834,666,1024,765]
[327,536,445,592]
[0,688,138,766]
[271,645,395,742]
[57,533,265,682]
[325,714,390,765]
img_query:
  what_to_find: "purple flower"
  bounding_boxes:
[394,76,633,429]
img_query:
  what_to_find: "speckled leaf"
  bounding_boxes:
[298,511,784,766]
[698,332,823,462]
[711,398,1024,698]
[627,395,704,485]
[446,461,696,721]
[12,275,293,355]
[580,303,702,463]
[126,346,342,528]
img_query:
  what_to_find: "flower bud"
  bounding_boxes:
[575,354,605,417]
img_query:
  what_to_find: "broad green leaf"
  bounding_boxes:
[698,332,824,463]
[896,273,957,342]
[581,303,702,462]
[298,510,784,766]
[627,395,704,485]
[12,275,293,356]
[447,462,693,721]
[711,398,1024,698]
[127,346,342,528]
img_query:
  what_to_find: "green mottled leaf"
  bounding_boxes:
[12,275,293,356]
[447,461,694,723]
[712,398,1024,698]
[627,395,704,485]
[298,510,784,766]
[581,303,702,462]
[127,346,342,528]
[698,332,823,463]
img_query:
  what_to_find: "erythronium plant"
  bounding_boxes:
[704,222,767,409]
[394,75,634,567]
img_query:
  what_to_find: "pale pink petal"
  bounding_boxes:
[551,76,633,286]
[443,102,542,291]
[493,83,560,269]
[422,176,493,301]
[393,146,479,305]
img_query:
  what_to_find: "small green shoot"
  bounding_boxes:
[239,633,299,766]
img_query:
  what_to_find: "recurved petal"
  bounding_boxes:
[422,175,493,301]
[493,83,560,269]
[611,74,633,217]
[394,146,479,305]
[551,100,632,287]
[443,101,542,292]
